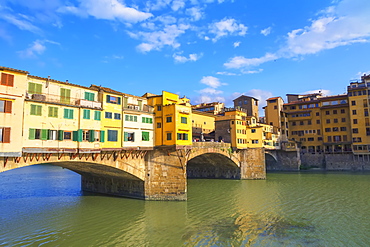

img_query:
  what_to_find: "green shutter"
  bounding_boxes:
[100,130,105,142]
[83,109,90,119]
[29,128,36,140]
[117,97,121,105]
[36,105,42,116]
[28,82,35,94]
[134,116,137,122]
[124,132,128,141]
[61,88,71,104]
[184,133,188,140]
[124,97,128,107]
[125,115,129,121]
[142,117,145,123]
[142,132,149,141]
[106,95,110,103]
[48,107,53,117]
[41,129,48,140]
[36,83,42,94]
[73,129,83,142]
[89,130,95,142]
[177,133,181,140]
[58,130,64,140]
[94,111,101,121]
[30,105,36,115]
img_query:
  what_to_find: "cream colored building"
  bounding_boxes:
[0,66,28,157]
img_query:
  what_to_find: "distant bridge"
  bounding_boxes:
[0,143,269,200]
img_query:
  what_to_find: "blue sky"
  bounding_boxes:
[1,0,370,111]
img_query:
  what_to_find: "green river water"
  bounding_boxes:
[0,165,369,246]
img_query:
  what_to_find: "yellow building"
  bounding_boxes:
[90,85,122,150]
[215,109,248,149]
[191,102,224,115]
[347,75,370,154]
[283,93,351,153]
[191,110,216,141]
[23,76,102,152]
[145,91,192,147]
[0,66,28,157]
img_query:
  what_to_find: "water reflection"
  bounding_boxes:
[0,166,370,246]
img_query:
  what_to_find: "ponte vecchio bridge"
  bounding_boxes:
[0,142,267,200]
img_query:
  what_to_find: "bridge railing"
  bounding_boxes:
[192,142,231,149]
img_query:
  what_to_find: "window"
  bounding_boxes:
[142,131,150,141]
[82,130,95,142]
[64,131,72,140]
[94,111,101,121]
[0,100,12,113]
[123,132,134,142]
[181,117,187,124]
[105,112,112,119]
[251,129,256,133]
[28,82,42,94]
[166,117,172,123]
[326,111,330,115]
[108,130,118,142]
[292,122,296,126]
[114,113,121,120]
[157,122,162,128]
[60,88,71,104]
[84,92,95,101]
[341,109,345,114]
[1,73,14,87]
[325,128,331,132]
[340,127,347,131]
[333,127,339,132]
[316,120,320,124]
[46,130,57,140]
[308,120,312,125]
[353,119,358,124]
[64,109,74,119]
[83,109,90,119]
[352,128,359,133]
[300,121,304,125]
[342,118,346,122]
[177,133,189,140]
[352,110,357,115]
[333,118,338,123]
[106,95,121,104]
[29,129,48,140]
[317,130,321,135]
[252,140,259,144]
[316,112,320,116]
[167,133,172,140]
[308,138,314,141]
[327,136,332,142]
[157,105,162,111]
[142,117,153,123]
[326,119,330,124]
[30,104,42,116]
[48,107,58,118]
[0,127,10,143]
[365,109,369,117]
[351,100,356,106]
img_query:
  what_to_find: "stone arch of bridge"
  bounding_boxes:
[186,151,241,179]
[265,152,278,170]
[1,159,145,181]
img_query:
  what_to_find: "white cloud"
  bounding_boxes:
[200,76,226,88]
[199,87,223,94]
[186,7,203,21]
[241,69,263,74]
[223,0,370,71]
[357,71,370,78]
[233,41,241,47]
[245,89,273,103]
[1,13,42,34]
[172,0,186,11]
[209,18,247,42]
[58,0,153,23]
[261,27,271,36]
[18,40,46,58]
[224,53,277,69]
[216,71,238,76]
[131,24,190,52]
[173,52,203,63]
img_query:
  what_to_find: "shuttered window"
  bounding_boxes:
[83,109,90,119]
[94,111,101,121]
[106,95,121,105]
[60,88,71,104]
[108,130,118,142]
[0,100,12,113]
[64,109,74,119]
[30,104,42,116]
[142,131,149,141]
[28,82,42,94]
[84,92,95,101]
[0,127,11,143]
[1,73,14,87]
[48,106,58,118]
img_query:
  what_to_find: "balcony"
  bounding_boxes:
[27,92,102,109]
